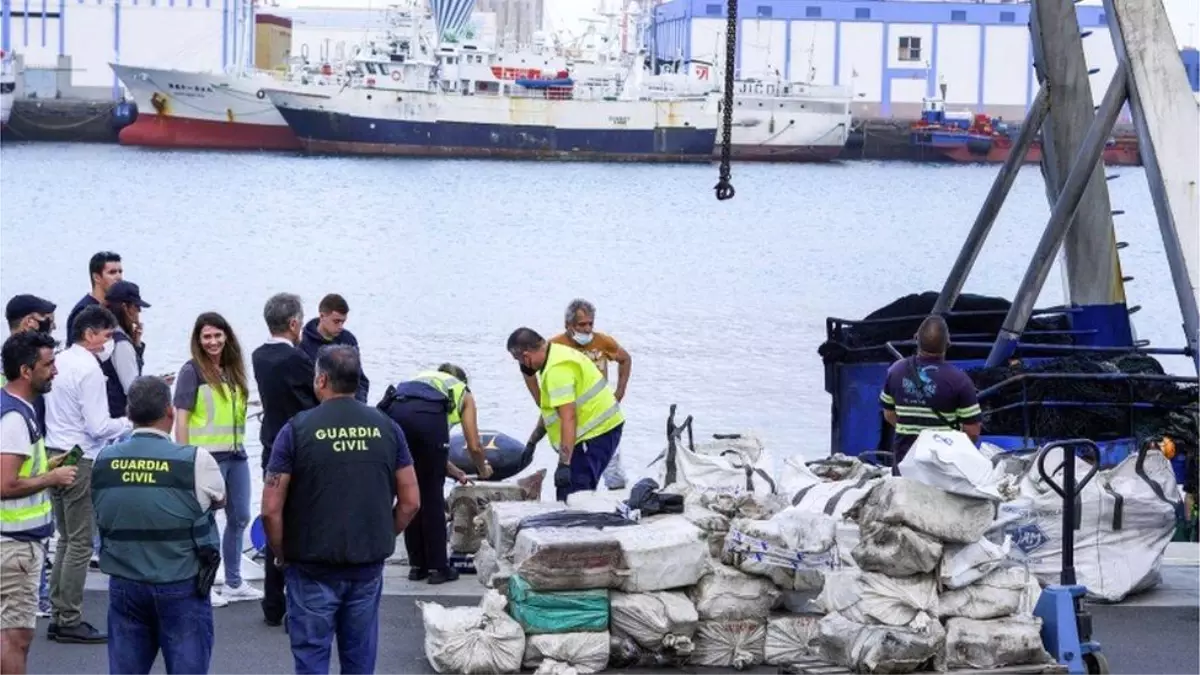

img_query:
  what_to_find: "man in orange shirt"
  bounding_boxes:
[523,299,632,490]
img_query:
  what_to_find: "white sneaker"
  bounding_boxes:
[210,589,229,608]
[220,583,264,603]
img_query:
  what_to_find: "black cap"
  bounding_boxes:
[5,294,57,323]
[106,281,151,308]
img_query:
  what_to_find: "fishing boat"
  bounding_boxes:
[909,96,1140,166]
[264,26,717,162]
[1,49,15,131]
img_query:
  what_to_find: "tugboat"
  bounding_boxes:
[910,90,1140,166]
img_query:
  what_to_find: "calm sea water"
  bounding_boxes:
[0,142,1189,496]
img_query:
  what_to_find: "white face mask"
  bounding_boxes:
[572,331,594,346]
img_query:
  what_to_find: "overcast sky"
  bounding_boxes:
[274,0,1199,48]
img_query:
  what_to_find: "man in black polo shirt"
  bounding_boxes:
[65,252,122,338]
[261,345,419,674]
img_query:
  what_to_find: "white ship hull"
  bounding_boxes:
[266,86,719,162]
[1,54,15,129]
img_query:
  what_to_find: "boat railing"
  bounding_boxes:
[824,306,1077,344]
[881,338,1191,361]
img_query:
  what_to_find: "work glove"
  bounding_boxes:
[554,463,571,490]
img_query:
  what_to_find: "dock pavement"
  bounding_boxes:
[26,543,1200,674]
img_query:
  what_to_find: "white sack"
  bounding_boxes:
[807,455,887,482]
[941,616,1054,670]
[724,507,839,591]
[654,433,778,497]
[816,570,939,630]
[611,516,709,592]
[697,488,787,520]
[791,475,883,567]
[898,430,1006,500]
[688,561,781,621]
[690,619,767,670]
[474,540,499,587]
[419,590,525,674]
[565,488,634,513]
[817,612,945,675]
[939,565,1035,620]
[484,501,567,559]
[939,536,1014,589]
[512,526,623,590]
[994,446,1180,602]
[683,503,730,558]
[449,483,531,554]
[763,614,821,666]
[609,590,697,653]
[522,632,609,674]
[851,522,942,577]
[856,478,994,544]
[779,456,823,501]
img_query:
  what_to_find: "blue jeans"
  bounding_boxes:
[558,423,625,502]
[107,576,213,674]
[284,567,382,675]
[217,455,251,587]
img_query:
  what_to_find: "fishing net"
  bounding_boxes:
[967,353,1198,448]
[818,291,1071,365]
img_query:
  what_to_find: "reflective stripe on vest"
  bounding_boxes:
[187,378,245,453]
[410,371,467,426]
[538,344,623,450]
[0,391,53,536]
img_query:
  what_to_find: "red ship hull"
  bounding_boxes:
[931,136,1141,166]
[119,114,300,151]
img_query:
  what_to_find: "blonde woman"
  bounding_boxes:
[173,312,261,608]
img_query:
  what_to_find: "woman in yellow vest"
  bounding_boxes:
[507,327,625,502]
[172,312,257,609]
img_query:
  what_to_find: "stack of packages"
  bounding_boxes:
[811,474,1055,674]
[446,470,547,566]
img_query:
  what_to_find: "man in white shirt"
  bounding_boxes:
[43,305,132,645]
[1,331,78,674]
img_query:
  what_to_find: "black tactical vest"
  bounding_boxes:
[284,397,399,566]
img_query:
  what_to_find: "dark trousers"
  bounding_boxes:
[558,423,624,502]
[388,400,450,572]
[285,567,382,675]
[261,468,287,623]
[107,576,213,675]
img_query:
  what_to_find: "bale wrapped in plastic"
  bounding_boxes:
[682,502,730,558]
[938,565,1040,620]
[688,561,781,622]
[507,574,609,635]
[791,474,884,567]
[851,522,943,577]
[610,516,709,592]
[609,590,697,655]
[816,611,946,675]
[697,488,788,521]
[815,570,939,630]
[483,501,568,559]
[521,632,610,674]
[419,590,525,674]
[939,536,1013,589]
[854,478,994,544]
[449,482,531,554]
[763,613,822,666]
[940,616,1054,670]
[723,507,839,591]
[690,619,767,670]
[510,514,634,591]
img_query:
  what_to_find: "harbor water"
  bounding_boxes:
[0,143,1189,509]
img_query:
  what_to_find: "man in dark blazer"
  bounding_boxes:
[251,293,318,628]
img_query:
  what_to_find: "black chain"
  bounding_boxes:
[714,0,738,201]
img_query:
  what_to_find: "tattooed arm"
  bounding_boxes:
[261,423,295,565]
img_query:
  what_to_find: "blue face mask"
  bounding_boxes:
[572,331,594,346]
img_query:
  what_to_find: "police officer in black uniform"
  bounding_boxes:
[261,345,420,675]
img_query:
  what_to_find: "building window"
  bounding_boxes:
[898,36,922,62]
[805,6,821,18]
[705,3,720,16]
[1000,11,1015,23]
[951,10,967,22]
[757,5,773,18]
[855,7,870,19]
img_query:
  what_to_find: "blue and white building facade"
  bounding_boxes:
[648,0,1121,120]
[0,0,251,96]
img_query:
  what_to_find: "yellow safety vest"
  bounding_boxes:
[0,399,53,536]
[538,344,624,450]
[187,377,246,453]
[410,370,468,427]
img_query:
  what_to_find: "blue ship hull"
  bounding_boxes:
[276,108,718,162]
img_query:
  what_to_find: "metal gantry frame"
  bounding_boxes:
[931,0,1200,373]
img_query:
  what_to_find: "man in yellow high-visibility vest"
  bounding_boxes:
[507,327,625,502]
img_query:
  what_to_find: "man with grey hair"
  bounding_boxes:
[92,376,226,674]
[523,299,632,490]
[250,292,317,627]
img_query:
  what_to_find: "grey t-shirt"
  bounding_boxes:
[173,360,245,458]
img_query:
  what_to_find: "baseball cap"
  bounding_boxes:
[107,281,151,308]
[5,294,57,323]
